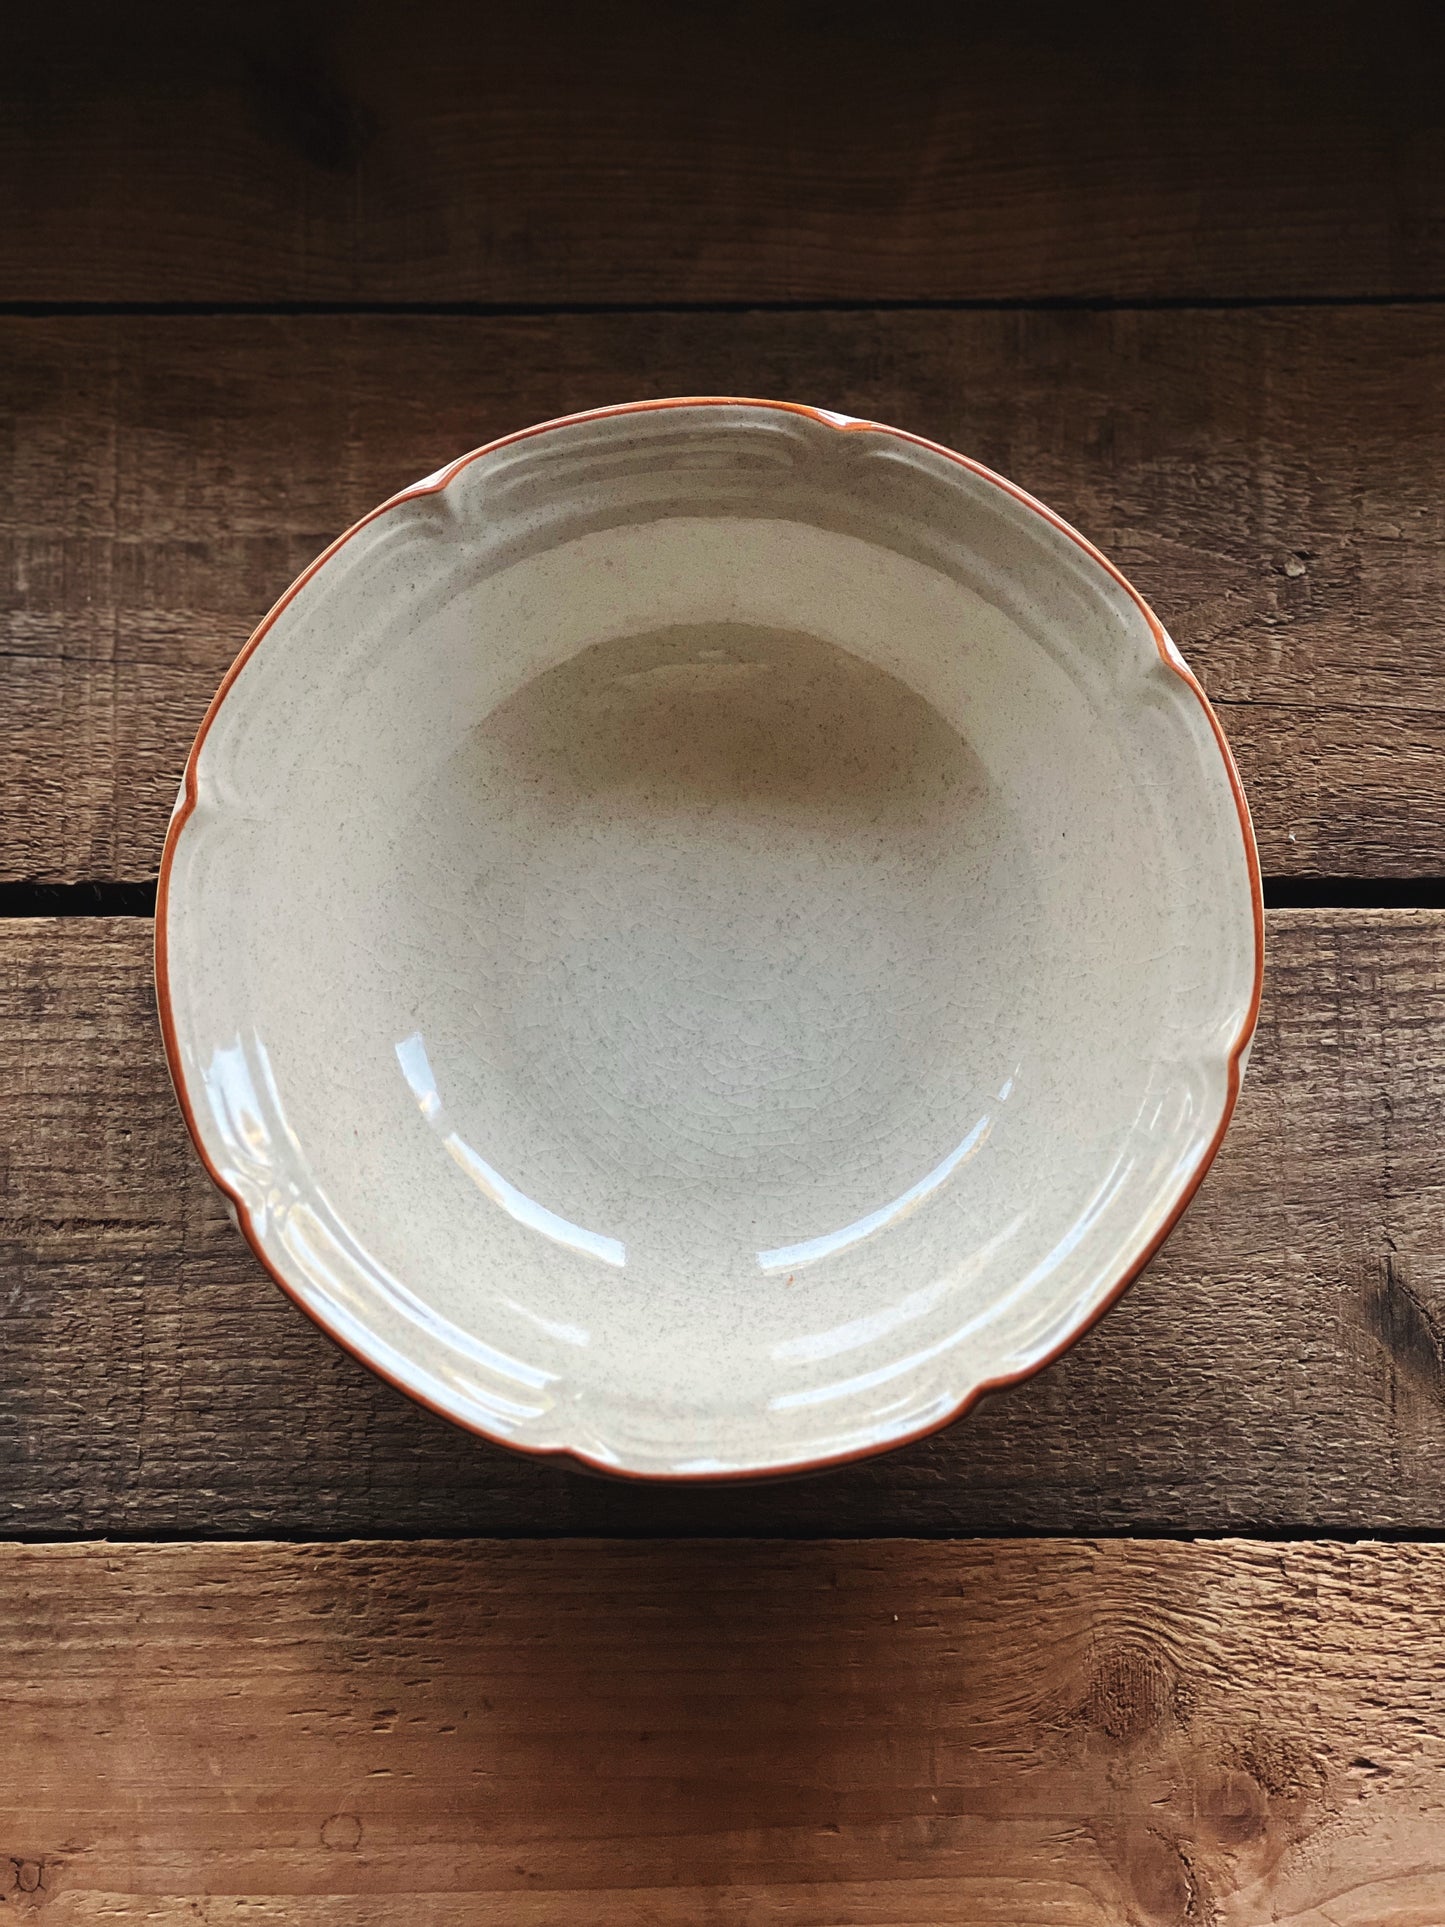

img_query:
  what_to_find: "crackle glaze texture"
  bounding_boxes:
[158,401,1261,1478]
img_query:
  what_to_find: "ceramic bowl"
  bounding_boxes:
[158,399,1262,1480]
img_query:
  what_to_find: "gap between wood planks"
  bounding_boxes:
[13,1523,1445,1547]
[5,294,1445,317]
[3,881,1444,917]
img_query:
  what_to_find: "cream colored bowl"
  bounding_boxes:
[158,399,1262,1480]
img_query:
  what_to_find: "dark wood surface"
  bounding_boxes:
[3,1,1443,305]
[6,1537,1445,1922]
[5,909,1442,1537]
[4,308,1444,884]
[5,7,1445,1911]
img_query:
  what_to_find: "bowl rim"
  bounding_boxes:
[155,395,1266,1482]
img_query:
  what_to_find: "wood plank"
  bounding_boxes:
[3,1537,1444,1922]
[2,1,1442,304]
[4,309,1444,883]
[3,909,1443,1536]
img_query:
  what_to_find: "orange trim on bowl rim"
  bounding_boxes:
[154,396,1266,1484]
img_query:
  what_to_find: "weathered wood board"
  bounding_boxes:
[3,910,1443,1536]
[3,1537,1444,1924]
[3,1,1442,305]
[4,310,1444,883]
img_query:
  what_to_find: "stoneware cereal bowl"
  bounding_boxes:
[157,398,1263,1481]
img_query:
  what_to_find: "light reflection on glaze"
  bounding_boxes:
[202,1032,558,1413]
[757,1069,1017,1276]
[502,1298,592,1348]
[395,1032,627,1269]
[772,1209,1028,1367]
[769,1133,1145,1414]
[203,1037,272,1174]
[757,1114,992,1273]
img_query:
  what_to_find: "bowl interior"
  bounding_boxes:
[164,403,1258,1475]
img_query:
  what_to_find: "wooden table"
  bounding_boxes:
[4,4,1444,1917]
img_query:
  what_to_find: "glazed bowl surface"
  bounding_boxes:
[159,399,1262,1479]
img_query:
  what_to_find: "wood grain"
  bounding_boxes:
[3,1536,1444,1923]
[3,1,1443,305]
[4,308,1445,883]
[3,908,1444,1537]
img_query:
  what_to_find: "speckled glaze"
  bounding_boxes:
[157,399,1263,1480]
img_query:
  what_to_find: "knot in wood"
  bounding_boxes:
[1085,1639,1183,1744]
[320,1812,362,1850]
